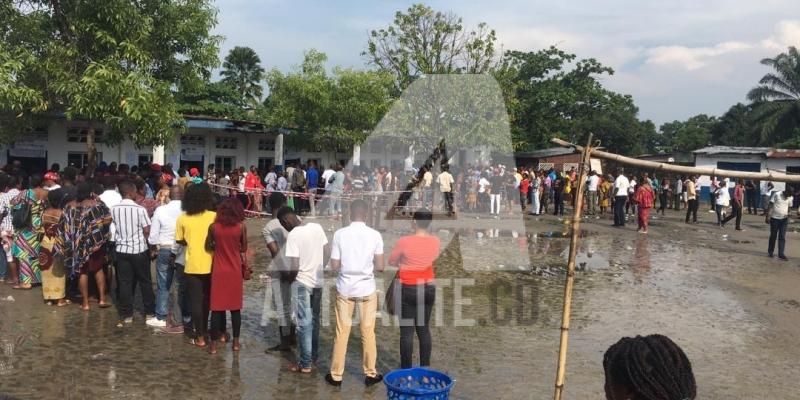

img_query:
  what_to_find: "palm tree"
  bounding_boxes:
[220,46,265,107]
[747,46,800,145]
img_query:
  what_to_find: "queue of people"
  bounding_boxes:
[0,161,446,386]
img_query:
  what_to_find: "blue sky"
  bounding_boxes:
[213,0,800,126]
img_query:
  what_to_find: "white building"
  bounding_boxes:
[2,115,481,174]
[693,146,800,200]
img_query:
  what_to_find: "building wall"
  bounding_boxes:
[694,153,765,187]
[15,119,480,174]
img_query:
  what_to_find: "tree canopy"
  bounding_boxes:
[265,49,395,153]
[494,47,655,155]
[365,3,496,91]
[747,46,800,147]
[220,46,265,107]
[0,0,221,169]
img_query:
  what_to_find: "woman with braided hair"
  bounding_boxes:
[603,334,696,400]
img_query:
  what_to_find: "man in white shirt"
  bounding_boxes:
[111,180,155,327]
[586,170,600,215]
[612,170,630,227]
[714,180,730,227]
[761,181,774,215]
[319,164,335,213]
[0,175,21,283]
[98,177,122,244]
[437,167,455,215]
[147,186,183,327]
[766,187,794,260]
[262,193,296,352]
[281,206,330,373]
[325,200,384,387]
[422,167,433,208]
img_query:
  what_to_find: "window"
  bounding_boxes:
[138,154,153,166]
[258,139,275,151]
[257,157,273,171]
[67,152,103,169]
[180,135,205,145]
[66,128,105,143]
[215,136,238,149]
[215,156,235,173]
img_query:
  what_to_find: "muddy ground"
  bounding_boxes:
[1,205,799,399]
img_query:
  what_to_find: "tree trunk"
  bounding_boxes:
[87,126,97,177]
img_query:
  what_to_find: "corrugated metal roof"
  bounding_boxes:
[693,146,800,158]
[767,149,800,158]
[693,146,770,155]
[515,147,577,158]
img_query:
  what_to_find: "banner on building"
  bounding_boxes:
[181,145,204,162]
[9,134,48,158]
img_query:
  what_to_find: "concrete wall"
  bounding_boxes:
[11,119,481,174]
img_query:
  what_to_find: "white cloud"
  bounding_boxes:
[645,41,752,71]
[761,20,800,51]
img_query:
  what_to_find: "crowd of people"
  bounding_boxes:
[0,158,709,397]
[0,159,446,388]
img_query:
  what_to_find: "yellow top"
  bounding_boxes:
[175,210,216,274]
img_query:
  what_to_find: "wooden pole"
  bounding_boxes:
[551,138,800,183]
[553,134,593,400]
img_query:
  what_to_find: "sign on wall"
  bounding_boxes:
[181,145,205,162]
[9,134,48,158]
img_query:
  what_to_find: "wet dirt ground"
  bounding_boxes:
[2,205,800,399]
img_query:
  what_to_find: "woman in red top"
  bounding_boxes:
[208,198,248,354]
[633,179,655,234]
[519,173,530,212]
[244,166,264,212]
[388,209,440,369]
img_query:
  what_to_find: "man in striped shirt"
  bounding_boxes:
[111,180,156,327]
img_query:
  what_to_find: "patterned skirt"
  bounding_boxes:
[12,229,42,284]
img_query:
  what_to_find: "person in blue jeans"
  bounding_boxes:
[766,187,794,261]
[147,186,184,328]
[280,206,330,373]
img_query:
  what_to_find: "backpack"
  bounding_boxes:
[11,199,32,230]
[291,170,306,191]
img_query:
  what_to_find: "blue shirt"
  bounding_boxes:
[307,167,319,189]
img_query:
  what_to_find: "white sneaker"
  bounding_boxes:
[146,317,166,328]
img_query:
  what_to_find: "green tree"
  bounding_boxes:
[365,3,496,90]
[496,46,653,155]
[0,0,220,171]
[175,81,250,120]
[747,46,800,145]
[658,114,716,152]
[710,103,757,146]
[265,50,394,155]
[220,46,265,107]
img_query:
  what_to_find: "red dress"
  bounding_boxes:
[210,223,245,311]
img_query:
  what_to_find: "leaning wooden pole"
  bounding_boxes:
[553,134,594,400]
[551,138,800,183]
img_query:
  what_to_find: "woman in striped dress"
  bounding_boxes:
[11,175,47,289]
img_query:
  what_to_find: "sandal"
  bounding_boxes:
[232,339,241,352]
[56,300,69,307]
[288,364,312,374]
[12,284,32,290]
[98,302,112,309]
